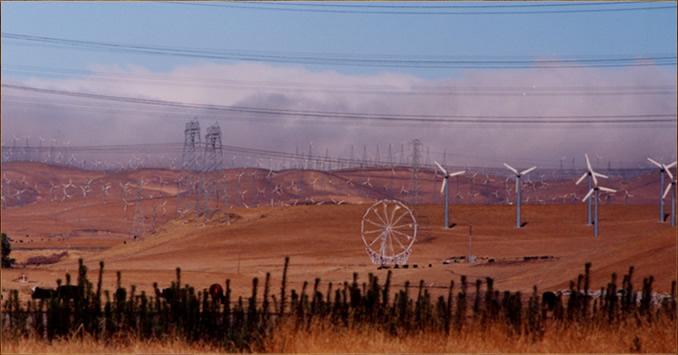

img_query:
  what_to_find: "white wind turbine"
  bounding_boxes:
[434,161,465,229]
[648,158,677,222]
[102,183,112,204]
[576,154,608,226]
[160,200,168,217]
[48,181,57,201]
[504,163,536,228]
[62,179,75,201]
[581,159,616,237]
[662,164,676,227]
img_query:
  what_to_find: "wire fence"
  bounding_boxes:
[2,258,675,352]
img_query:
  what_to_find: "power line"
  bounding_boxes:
[3,83,675,126]
[2,32,676,69]
[2,63,676,97]
[238,1,647,10]
[160,1,676,15]
[5,140,663,174]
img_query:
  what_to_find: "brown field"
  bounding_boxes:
[1,161,676,353]
[1,161,675,305]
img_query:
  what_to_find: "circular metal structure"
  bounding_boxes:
[361,199,417,265]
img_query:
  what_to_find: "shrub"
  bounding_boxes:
[1,232,16,268]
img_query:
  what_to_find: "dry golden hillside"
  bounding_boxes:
[1,162,675,303]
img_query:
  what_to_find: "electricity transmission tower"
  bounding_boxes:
[201,122,224,223]
[410,139,431,239]
[176,119,202,220]
[130,179,146,239]
[411,139,422,207]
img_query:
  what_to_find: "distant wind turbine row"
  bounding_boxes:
[433,153,676,237]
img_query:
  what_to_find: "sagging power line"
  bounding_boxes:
[2,83,675,126]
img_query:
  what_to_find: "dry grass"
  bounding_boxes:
[2,318,675,354]
[1,333,221,354]
[265,318,676,354]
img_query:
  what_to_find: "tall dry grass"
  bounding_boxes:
[1,333,221,354]
[265,317,676,353]
[3,318,675,354]
[2,258,676,353]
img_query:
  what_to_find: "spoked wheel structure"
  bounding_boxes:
[361,199,417,265]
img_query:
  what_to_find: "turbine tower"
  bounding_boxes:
[662,163,677,227]
[576,154,608,225]
[581,166,616,237]
[434,161,465,229]
[648,158,677,222]
[504,163,536,228]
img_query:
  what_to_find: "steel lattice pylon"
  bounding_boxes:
[130,179,145,239]
[176,119,202,220]
[201,122,224,223]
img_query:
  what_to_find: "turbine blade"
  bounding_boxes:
[663,164,674,180]
[666,161,677,169]
[582,188,595,202]
[599,186,616,193]
[521,166,537,175]
[593,172,608,179]
[575,173,588,185]
[647,157,662,168]
[585,153,593,172]
[503,163,518,175]
[434,161,447,175]
[449,170,465,178]
[440,178,447,194]
[663,184,672,199]
[591,171,598,186]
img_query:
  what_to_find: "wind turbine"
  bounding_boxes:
[662,164,676,227]
[581,169,616,237]
[62,179,75,201]
[576,154,608,225]
[434,161,465,229]
[102,183,112,203]
[648,158,677,222]
[504,163,536,228]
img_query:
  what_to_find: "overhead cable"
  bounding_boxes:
[2,32,676,69]
[3,83,675,126]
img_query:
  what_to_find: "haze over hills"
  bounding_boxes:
[1,161,675,304]
[0,161,665,210]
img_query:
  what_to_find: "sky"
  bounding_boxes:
[1,1,676,169]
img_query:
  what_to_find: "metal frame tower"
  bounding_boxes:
[202,122,224,222]
[130,179,146,239]
[177,119,202,220]
[411,139,422,207]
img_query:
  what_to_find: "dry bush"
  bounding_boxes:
[24,251,68,266]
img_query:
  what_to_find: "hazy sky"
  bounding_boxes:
[1,1,676,168]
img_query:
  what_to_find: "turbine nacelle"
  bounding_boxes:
[503,163,536,177]
[434,161,464,194]
[648,157,676,171]
[582,186,617,202]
